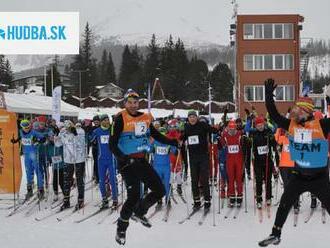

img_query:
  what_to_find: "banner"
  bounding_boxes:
[0,12,79,54]
[52,86,62,124]
[0,108,22,194]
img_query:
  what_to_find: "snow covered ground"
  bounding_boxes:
[1,158,330,248]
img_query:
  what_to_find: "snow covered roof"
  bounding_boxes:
[3,92,80,117]
[24,85,44,96]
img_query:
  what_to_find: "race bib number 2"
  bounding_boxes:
[294,128,312,144]
[135,122,147,136]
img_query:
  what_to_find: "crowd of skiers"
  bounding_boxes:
[9,79,330,246]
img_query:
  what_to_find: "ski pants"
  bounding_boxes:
[154,163,171,199]
[52,167,64,194]
[190,154,211,203]
[92,147,99,182]
[98,158,118,200]
[254,159,273,202]
[63,162,85,202]
[39,151,48,187]
[118,158,165,231]
[279,167,299,209]
[24,152,44,189]
[227,155,243,198]
[274,170,330,231]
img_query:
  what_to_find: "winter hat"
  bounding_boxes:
[92,115,100,122]
[227,120,236,129]
[124,89,139,102]
[187,110,197,117]
[37,115,47,123]
[20,119,30,128]
[255,116,265,126]
[295,97,314,113]
[100,114,109,122]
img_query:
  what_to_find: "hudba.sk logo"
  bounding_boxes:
[0,25,66,40]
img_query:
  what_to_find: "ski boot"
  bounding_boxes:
[193,200,202,211]
[131,214,152,228]
[115,230,126,245]
[266,199,272,207]
[74,199,84,211]
[258,234,281,247]
[25,185,33,200]
[257,202,263,210]
[38,188,45,200]
[176,184,183,195]
[229,197,235,208]
[60,198,70,211]
[100,198,109,210]
[53,192,59,203]
[204,201,211,211]
[155,200,163,211]
[236,196,243,208]
[111,200,118,210]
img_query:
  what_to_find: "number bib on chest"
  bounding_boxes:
[188,135,199,145]
[100,135,109,144]
[22,138,32,146]
[156,146,169,155]
[294,128,312,144]
[257,145,269,155]
[283,144,290,153]
[135,122,147,136]
[52,156,63,164]
[228,145,239,154]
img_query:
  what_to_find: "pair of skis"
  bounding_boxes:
[304,208,326,224]
[224,206,242,219]
[178,205,210,225]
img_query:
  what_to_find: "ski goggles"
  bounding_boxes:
[20,120,30,129]
[124,91,139,101]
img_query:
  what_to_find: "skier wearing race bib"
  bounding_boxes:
[151,127,177,209]
[90,114,118,210]
[259,78,330,247]
[248,116,278,209]
[11,119,46,200]
[110,89,178,245]
[220,120,248,208]
[181,110,218,211]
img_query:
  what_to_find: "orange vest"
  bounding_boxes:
[277,134,294,168]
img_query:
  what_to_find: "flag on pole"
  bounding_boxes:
[52,86,62,124]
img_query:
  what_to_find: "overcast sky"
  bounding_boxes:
[1,0,330,45]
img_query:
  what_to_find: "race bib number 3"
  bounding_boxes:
[188,135,199,145]
[135,122,147,136]
[257,145,269,155]
[100,135,109,144]
[294,128,312,144]
[228,145,239,154]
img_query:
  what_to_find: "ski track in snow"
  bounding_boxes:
[1,158,330,248]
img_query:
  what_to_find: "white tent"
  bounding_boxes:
[4,93,80,117]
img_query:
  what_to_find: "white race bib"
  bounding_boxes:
[188,135,199,145]
[135,122,147,136]
[52,156,62,164]
[156,146,168,155]
[257,145,269,155]
[100,135,109,144]
[283,144,290,153]
[22,138,32,146]
[294,128,312,144]
[228,145,239,154]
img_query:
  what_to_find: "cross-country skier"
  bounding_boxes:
[259,78,330,247]
[109,89,178,245]
[90,114,118,210]
[91,115,100,184]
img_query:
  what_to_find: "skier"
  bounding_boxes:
[152,126,176,209]
[91,115,100,184]
[181,110,217,211]
[109,89,178,245]
[11,119,46,200]
[248,116,278,209]
[219,120,247,208]
[90,114,118,209]
[56,120,86,211]
[259,78,330,246]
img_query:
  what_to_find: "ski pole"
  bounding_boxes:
[12,134,16,211]
[210,141,216,227]
[183,142,191,217]
[165,149,181,209]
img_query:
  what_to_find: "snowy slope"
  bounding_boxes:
[1,156,330,248]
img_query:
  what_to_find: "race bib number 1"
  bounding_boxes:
[135,122,147,136]
[188,135,199,145]
[294,128,312,144]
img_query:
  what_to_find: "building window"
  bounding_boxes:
[244,55,253,70]
[244,85,265,102]
[244,54,294,71]
[274,85,295,101]
[243,23,294,40]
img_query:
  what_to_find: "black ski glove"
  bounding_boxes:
[264,78,277,97]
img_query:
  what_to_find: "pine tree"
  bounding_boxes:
[106,51,116,83]
[144,34,161,86]
[0,55,14,87]
[98,49,108,84]
[210,63,233,102]
[119,45,132,90]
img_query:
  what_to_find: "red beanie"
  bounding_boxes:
[37,116,47,123]
[255,116,265,126]
[227,120,236,129]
